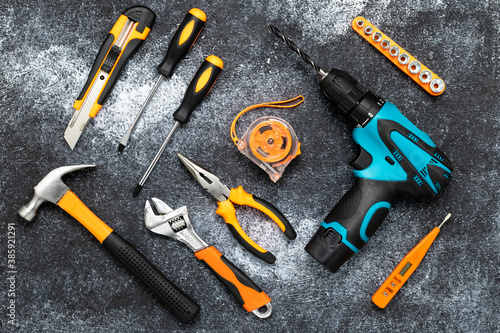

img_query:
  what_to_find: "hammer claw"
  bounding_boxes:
[18,164,201,323]
[18,164,97,221]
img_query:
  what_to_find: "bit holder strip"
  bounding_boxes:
[352,16,445,96]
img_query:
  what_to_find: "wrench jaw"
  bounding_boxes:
[144,198,208,252]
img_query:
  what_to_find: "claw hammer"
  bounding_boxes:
[18,165,199,323]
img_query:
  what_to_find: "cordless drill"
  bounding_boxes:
[268,24,452,272]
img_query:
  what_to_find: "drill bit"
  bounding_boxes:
[267,24,328,77]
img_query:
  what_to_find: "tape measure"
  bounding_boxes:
[231,96,303,182]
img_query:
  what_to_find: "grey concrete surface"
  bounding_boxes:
[1,0,499,332]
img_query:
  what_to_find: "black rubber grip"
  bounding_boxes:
[226,224,276,264]
[157,11,206,77]
[97,38,144,105]
[101,45,122,73]
[102,232,199,323]
[199,252,262,305]
[173,58,222,124]
[76,6,155,106]
[305,178,394,272]
[253,195,297,240]
[76,33,114,102]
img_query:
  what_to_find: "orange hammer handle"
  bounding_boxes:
[195,246,271,312]
[57,190,200,322]
[57,190,113,243]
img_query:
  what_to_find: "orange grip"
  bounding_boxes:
[195,246,271,312]
[229,186,287,232]
[57,191,113,243]
[372,227,441,308]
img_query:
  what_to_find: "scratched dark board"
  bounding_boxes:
[0,0,499,332]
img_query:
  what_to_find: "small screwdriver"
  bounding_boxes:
[372,213,452,309]
[118,8,207,152]
[133,55,223,196]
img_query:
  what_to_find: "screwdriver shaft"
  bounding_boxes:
[134,121,181,196]
[119,75,165,151]
[267,24,328,77]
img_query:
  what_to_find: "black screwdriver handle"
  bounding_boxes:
[173,55,223,124]
[157,8,206,77]
[102,232,200,323]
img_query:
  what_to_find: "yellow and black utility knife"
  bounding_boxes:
[64,6,155,149]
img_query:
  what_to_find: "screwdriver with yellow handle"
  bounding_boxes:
[133,55,223,196]
[119,8,207,152]
[372,213,452,309]
[64,6,156,149]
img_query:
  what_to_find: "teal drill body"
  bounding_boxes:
[266,23,453,272]
[304,68,453,272]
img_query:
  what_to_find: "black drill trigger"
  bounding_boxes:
[350,146,372,170]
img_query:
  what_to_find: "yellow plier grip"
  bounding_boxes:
[215,186,296,264]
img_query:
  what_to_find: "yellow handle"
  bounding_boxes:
[229,186,287,232]
[73,14,152,117]
[215,200,267,253]
[57,191,113,243]
[178,8,206,46]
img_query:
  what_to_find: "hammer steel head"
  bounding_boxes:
[18,165,96,221]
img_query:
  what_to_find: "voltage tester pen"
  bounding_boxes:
[372,213,452,308]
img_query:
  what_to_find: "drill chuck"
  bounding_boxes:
[320,69,385,128]
[268,23,453,274]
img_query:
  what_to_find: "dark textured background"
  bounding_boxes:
[1,0,499,332]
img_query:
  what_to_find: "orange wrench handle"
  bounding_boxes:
[57,190,113,243]
[195,246,271,312]
[216,200,276,263]
[229,186,296,240]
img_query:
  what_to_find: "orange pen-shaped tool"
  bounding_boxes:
[145,198,272,318]
[372,213,451,308]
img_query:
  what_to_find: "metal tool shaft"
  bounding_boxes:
[267,24,327,77]
[119,75,165,151]
[134,121,181,196]
[438,213,452,229]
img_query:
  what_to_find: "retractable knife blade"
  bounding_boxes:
[64,6,155,149]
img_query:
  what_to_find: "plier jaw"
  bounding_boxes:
[177,153,297,264]
[177,153,230,201]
